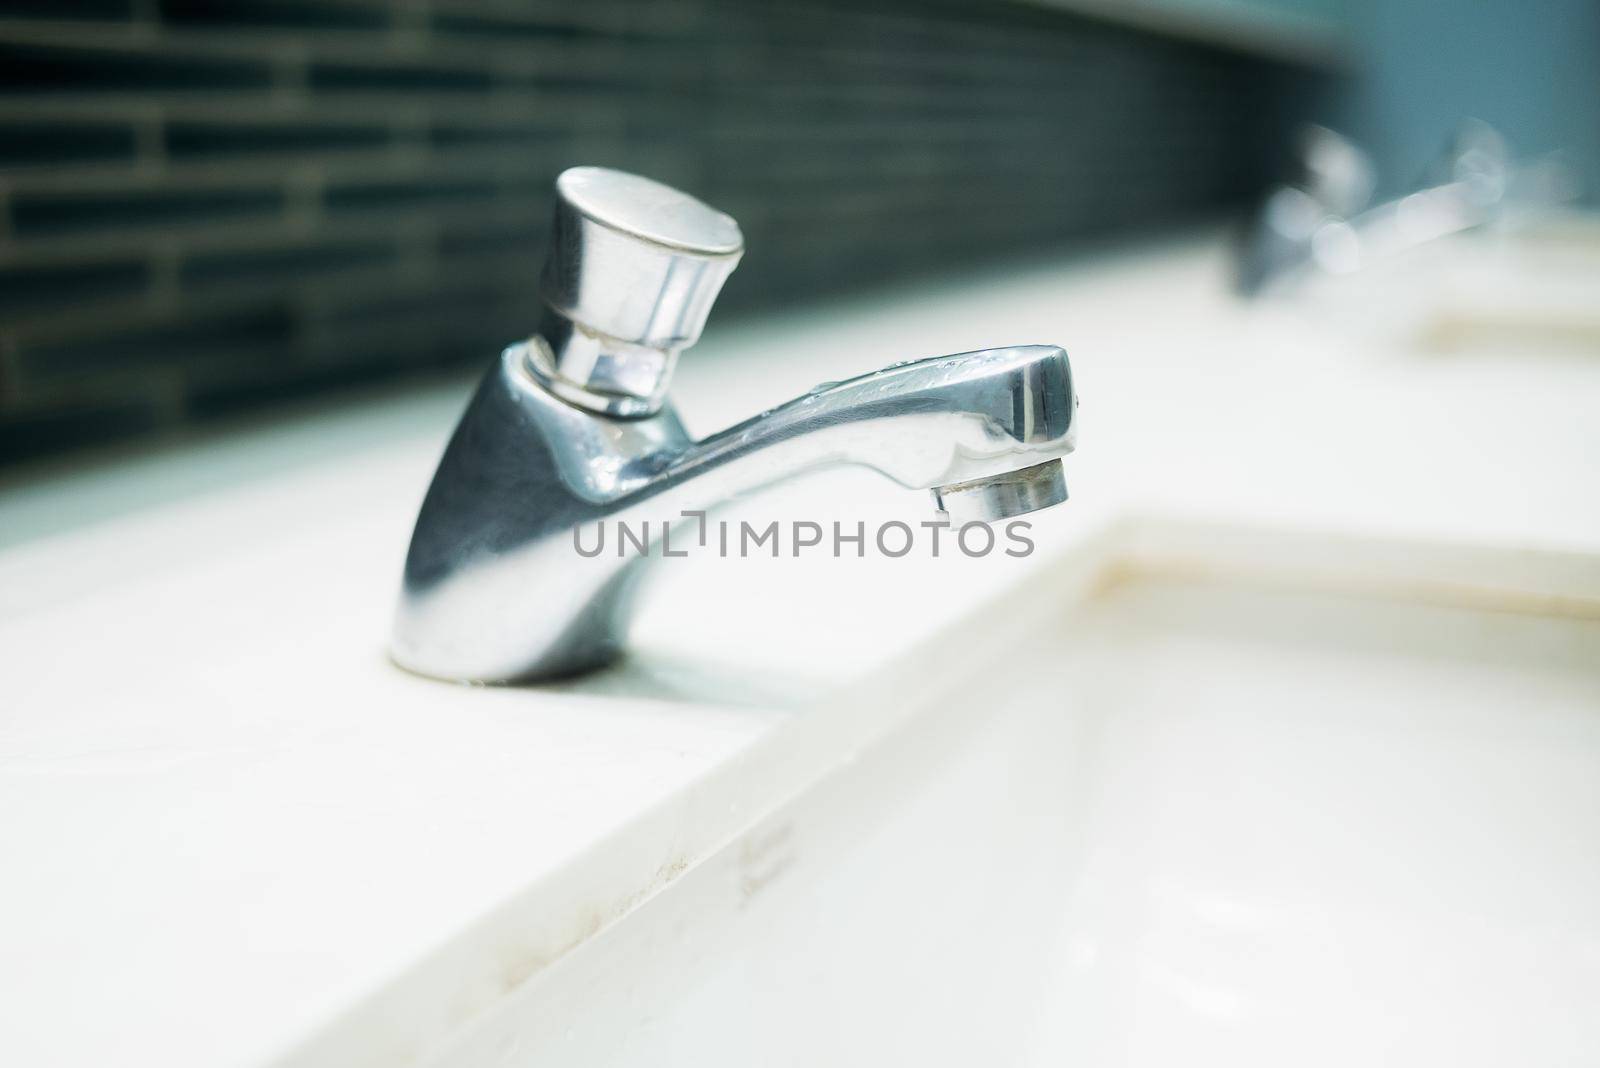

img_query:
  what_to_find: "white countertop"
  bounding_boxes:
[2,232,1598,1067]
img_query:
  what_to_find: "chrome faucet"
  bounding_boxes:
[392,167,1078,683]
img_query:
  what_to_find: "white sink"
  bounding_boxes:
[426,519,1600,1066]
[6,236,1598,1068]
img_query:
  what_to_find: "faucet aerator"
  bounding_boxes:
[932,459,1069,524]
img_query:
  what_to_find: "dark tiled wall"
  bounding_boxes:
[0,0,1320,465]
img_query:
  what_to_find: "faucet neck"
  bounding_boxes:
[527,308,679,418]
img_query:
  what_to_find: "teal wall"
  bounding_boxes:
[1344,0,1600,196]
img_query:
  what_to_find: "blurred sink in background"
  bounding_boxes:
[1266,211,1600,359]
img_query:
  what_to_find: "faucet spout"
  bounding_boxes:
[392,341,1076,683]
[658,342,1075,501]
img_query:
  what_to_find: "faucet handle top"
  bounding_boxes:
[556,167,743,257]
[535,167,744,417]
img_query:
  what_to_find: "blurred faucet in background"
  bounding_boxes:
[1237,120,1580,297]
[1235,125,1375,295]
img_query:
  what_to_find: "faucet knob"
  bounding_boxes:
[534,166,744,416]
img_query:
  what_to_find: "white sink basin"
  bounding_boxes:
[427,520,1600,1066]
